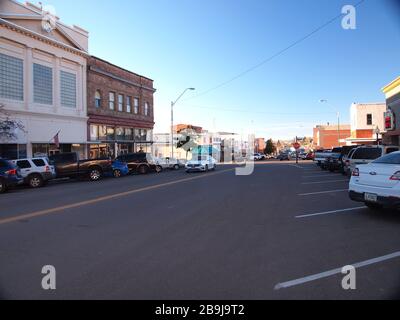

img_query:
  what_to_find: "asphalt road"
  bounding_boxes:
[1,161,400,300]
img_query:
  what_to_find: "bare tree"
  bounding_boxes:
[0,104,26,140]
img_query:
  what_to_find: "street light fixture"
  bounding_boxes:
[171,88,195,158]
[319,99,341,147]
[374,125,381,145]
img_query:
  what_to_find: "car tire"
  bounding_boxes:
[28,174,44,188]
[89,167,102,181]
[366,203,384,211]
[205,165,209,172]
[113,169,122,178]
[138,165,149,175]
[173,164,180,170]
[0,178,6,193]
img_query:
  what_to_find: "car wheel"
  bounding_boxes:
[28,174,43,188]
[366,203,383,211]
[138,165,149,175]
[0,178,6,193]
[205,165,209,172]
[113,169,122,178]
[173,164,180,170]
[155,165,163,173]
[89,168,102,181]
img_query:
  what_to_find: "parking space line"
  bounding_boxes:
[274,251,400,290]
[303,175,340,178]
[302,179,348,185]
[295,206,366,219]
[298,189,348,196]
[0,168,235,226]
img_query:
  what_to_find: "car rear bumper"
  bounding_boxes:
[6,176,24,187]
[349,190,400,208]
[186,166,206,172]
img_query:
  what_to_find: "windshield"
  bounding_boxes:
[372,153,400,165]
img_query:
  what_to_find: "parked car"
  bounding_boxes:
[155,157,185,170]
[49,152,113,181]
[186,155,217,172]
[319,147,342,170]
[11,157,56,188]
[349,151,400,210]
[314,149,332,167]
[305,152,314,160]
[342,148,357,176]
[109,160,129,178]
[277,153,290,161]
[347,145,400,176]
[116,153,162,174]
[0,159,23,193]
[326,146,359,173]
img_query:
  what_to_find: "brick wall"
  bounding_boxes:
[313,128,351,149]
[87,56,155,129]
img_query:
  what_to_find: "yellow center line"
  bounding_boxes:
[0,168,235,226]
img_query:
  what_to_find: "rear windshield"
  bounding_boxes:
[352,148,382,160]
[373,153,400,164]
[332,148,342,153]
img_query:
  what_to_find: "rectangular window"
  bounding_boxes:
[125,128,133,141]
[367,114,373,125]
[60,71,76,108]
[90,125,99,141]
[144,102,149,116]
[118,94,124,112]
[106,127,115,141]
[0,53,24,101]
[109,92,115,110]
[33,63,53,105]
[116,127,124,140]
[126,96,132,113]
[99,126,107,140]
[134,98,139,114]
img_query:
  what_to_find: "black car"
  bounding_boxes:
[277,153,290,161]
[116,153,162,174]
[326,146,358,172]
[0,159,23,193]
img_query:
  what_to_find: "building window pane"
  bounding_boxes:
[98,126,107,140]
[95,90,101,108]
[118,94,124,112]
[126,96,131,113]
[144,102,149,116]
[106,127,115,140]
[125,128,133,141]
[33,63,53,105]
[0,53,24,101]
[134,98,139,114]
[367,114,373,125]
[60,70,76,108]
[116,127,124,140]
[109,92,115,110]
[90,125,99,141]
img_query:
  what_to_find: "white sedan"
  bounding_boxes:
[349,151,400,211]
[185,155,217,173]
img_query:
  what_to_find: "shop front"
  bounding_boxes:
[382,76,400,146]
[88,124,152,159]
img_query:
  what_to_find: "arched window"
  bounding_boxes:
[95,90,101,108]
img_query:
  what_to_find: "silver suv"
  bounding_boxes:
[11,157,56,188]
[347,145,400,175]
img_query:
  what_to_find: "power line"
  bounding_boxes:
[187,0,366,100]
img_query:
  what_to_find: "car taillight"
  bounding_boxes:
[352,168,359,177]
[390,171,400,181]
[45,166,50,172]
[6,169,17,175]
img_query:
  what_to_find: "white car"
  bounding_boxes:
[11,157,56,188]
[349,151,400,211]
[186,155,217,172]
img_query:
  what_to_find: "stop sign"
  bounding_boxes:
[293,142,301,150]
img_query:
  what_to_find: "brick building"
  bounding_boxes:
[313,124,351,149]
[254,138,266,153]
[382,76,400,146]
[87,56,156,158]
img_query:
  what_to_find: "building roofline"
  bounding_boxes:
[382,76,400,94]
[91,55,154,82]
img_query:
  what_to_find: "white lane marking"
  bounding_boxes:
[288,164,304,169]
[295,206,367,219]
[302,179,348,185]
[274,251,400,290]
[298,189,348,196]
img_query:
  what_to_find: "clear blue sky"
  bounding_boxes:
[42,0,400,139]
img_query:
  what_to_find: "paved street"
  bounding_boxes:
[1,162,400,300]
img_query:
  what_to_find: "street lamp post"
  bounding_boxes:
[320,99,341,146]
[374,126,381,145]
[171,88,195,158]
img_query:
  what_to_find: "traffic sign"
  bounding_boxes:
[293,142,301,150]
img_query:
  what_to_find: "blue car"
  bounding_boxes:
[108,160,129,178]
[0,159,24,193]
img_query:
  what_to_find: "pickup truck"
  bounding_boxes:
[313,149,332,168]
[326,146,358,173]
[49,152,113,181]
